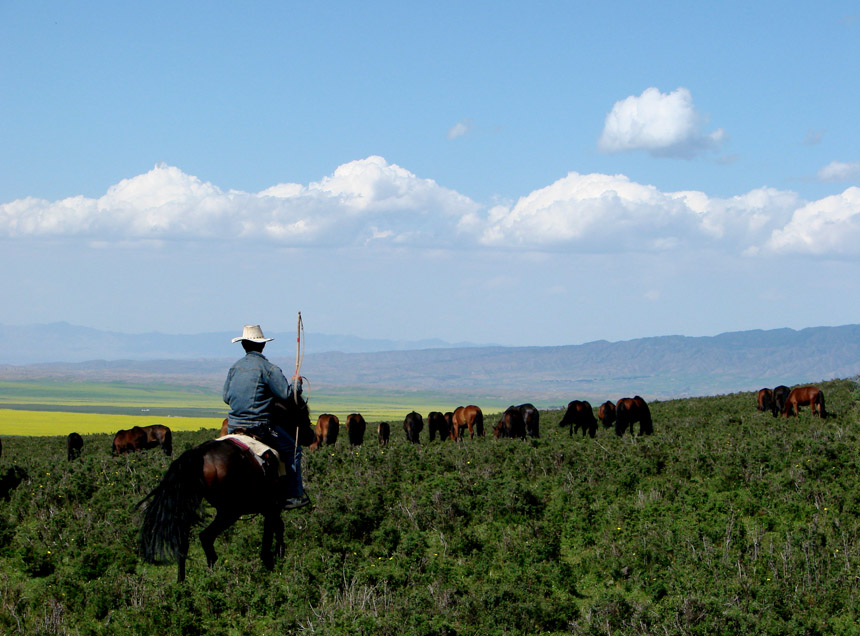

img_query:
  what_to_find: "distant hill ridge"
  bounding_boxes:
[1,323,858,401]
[0,321,483,364]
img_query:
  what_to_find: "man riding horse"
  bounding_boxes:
[222,324,311,510]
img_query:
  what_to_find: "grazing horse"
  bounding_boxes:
[559,400,597,438]
[451,405,484,441]
[346,413,367,447]
[0,437,3,460]
[309,414,339,450]
[772,385,791,417]
[598,401,616,429]
[113,424,172,456]
[138,397,314,582]
[377,421,390,446]
[615,396,653,436]
[67,432,83,461]
[782,386,827,418]
[0,466,27,501]
[427,411,450,441]
[756,388,774,414]
[494,406,526,439]
[403,411,424,444]
[517,403,540,438]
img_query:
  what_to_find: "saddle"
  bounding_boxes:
[216,432,286,477]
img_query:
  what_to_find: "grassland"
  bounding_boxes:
[1,378,858,635]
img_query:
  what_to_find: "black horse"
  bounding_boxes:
[517,403,540,438]
[138,398,314,582]
[67,432,83,460]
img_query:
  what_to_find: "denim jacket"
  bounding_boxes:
[223,352,298,429]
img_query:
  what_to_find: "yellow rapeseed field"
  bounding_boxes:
[0,410,221,436]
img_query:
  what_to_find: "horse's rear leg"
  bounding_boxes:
[177,534,189,583]
[261,512,285,571]
[199,510,240,570]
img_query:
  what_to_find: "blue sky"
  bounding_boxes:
[2,1,859,348]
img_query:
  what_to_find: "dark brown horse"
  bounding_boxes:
[67,432,83,461]
[772,385,791,417]
[782,386,827,418]
[377,421,390,445]
[403,411,424,444]
[517,403,540,438]
[598,401,616,429]
[346,413,366,446]
[559,400,597,438]
[309,414,339,450]
[113,424,172,456]
[138,397,313,582]
[451,405,484,440]
[756,388,774,414]
[615,396,653,436]
[427,411,450,441]
[494,406,526,439]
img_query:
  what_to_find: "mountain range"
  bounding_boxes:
[1,322,858,401]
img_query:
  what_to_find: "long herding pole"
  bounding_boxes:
[292,312,304,470]
[294,311,303,404]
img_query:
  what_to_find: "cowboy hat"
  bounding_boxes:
[231,325,274,344]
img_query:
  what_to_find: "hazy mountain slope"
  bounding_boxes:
[0,322,482,364]
[1,324,857,401]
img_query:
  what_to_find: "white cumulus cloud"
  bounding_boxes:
[764,187,860,255]
[0,157,480,247]
[5,157,860,258]
[470,171,798,253]
[816,160,860,182]
[598,87,724,158]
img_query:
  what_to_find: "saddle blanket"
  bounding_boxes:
[216,433,286,477]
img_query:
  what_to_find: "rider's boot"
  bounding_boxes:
[279,476,311,510]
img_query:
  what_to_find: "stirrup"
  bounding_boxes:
[283,493,312,510]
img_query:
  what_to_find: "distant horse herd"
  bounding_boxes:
[0,382,832,581]
[756,384,827,418]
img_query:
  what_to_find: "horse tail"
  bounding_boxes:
[474,409,484,437]
[138,446,205,565]
[818,391,827,418]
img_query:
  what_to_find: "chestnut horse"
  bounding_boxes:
[782,386,826,418]
[451,405,484,440]
[113,424,172,456]
[309,414,339,450]
[138,397,313,582]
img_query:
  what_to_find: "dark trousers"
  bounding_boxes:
[244,424,304,499]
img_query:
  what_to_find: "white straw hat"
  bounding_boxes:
[231,325,274,344]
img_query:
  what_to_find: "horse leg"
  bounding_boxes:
[260,512,285,571]
[177,534,189,583]
[199,509,240,570]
